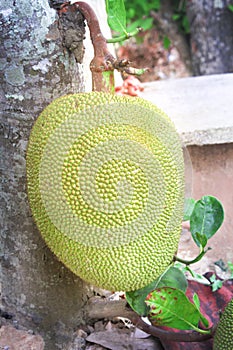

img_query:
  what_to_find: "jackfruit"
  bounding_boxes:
[213,298,233,349]
[26,92,184,291]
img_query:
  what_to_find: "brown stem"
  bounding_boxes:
[75,1,115,92]
[130,314,214,343]
[55,2,146,91]
[85,297,214,343]
[75,2,111,59]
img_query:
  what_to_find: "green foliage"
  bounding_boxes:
[175,262,211,286]
[209,260,233,292]
[105,0,190,47]
[190,196,224,248]
[192,292,200,310]
[105,0,127,34]
[125,0,160,30]
[105,0,154,42]
[146,287,209,332]
[126,266,187,316]
[171,0,190,34]
[210,274,223,292]
[227,261,233,277]
[105,0,160,39]
[163,36,171,50]
[124,0,190,35]
[183,197,195,221]
[126,195,225,333]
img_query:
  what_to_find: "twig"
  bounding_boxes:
[107,28,142,43]
[174,247,212,266]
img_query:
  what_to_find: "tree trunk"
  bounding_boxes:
[186,0,233,75]
[0,0,111,348]
[156,0,192,74]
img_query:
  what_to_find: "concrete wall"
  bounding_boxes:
[142,73,233,273]
[181,143,233,272]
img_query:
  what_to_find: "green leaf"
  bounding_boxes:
[200,312,210,328]
[228,4,233,12]
[163,36,171,50]
[193,293,200,310]
[125,19,142,33]
[157,266,188,292]
[195,232,208,248]
[182,15,190,34]
[126,279,156,316]
[126,267,187,316]
[140,17,153,31]
[227,261,233,278]
[210,274,223,292]
[146,287,208,331]
[183,198,196,221]
[190,196,224,247]
[127,8,136,20]
[172,14,181,21]
[184,266,211,285]
[105,0,127,34]
[192,293,209,327]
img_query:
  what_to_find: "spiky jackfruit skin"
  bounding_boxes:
[26,92,184,291]
[213,298,233,349]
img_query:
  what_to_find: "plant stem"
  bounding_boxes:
[131,314,214,342]
[75,1,115,92]
[107,28,142,43]
[174,247,211,266]
[54,2,147,92]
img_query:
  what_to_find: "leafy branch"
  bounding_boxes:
[174,196,224,266]
[124,195,224,342]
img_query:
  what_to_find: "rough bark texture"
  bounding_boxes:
[0,1,103,348]
[186,0,233,75]
[156,0,192,74]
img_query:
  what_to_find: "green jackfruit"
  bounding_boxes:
[26,92,184,291]
[213,298,233,349]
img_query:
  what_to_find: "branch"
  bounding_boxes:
[85,297,134,320]
[131,314,214,343]
[75,1,115,92]
[52,2,147,92]
[174,247,212,266]
[85,297,214,343]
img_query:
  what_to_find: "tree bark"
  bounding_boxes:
[155,0,192,74]
[0,0,111,348]
[186,0,233,75]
